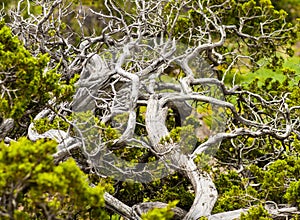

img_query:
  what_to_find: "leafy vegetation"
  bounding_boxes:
[0,20,76,139]
[0,138,107,219]
[141,201,178,220]
[0,0,300,219]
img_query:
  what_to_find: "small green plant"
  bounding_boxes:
[141,200,178,220]
[240,205,272,220]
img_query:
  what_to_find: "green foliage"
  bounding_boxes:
[150,174,194,210]
[0,137,108,219]
[243,66,300,107]
[135,106,147,136]
[235,56,300,87]
[292,214,300,220]
[213,176,258,213]
[248,149,300,206]
[214,67,300,212]
[33,116,71,134]
[217,63,300,170]
[285,180,300,208]
[0,21,76,120]
[141,200,177,220]
[240,205,272,220]
[114,173,194,211]
[161,115,202,154]
[72,111,121,154]
[194,153,212,172]
[271,0,300,23]
[249,160,290,203]
[165,0,297,75]
[213,170,244,195]
[214,138,300,213]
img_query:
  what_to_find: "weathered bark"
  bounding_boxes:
[208,206,300,220]
[0,118,14,141]
[145,95,218,219]
[208,209,248,220]
[145,94,169,147]
[72,54,112,112]
[181,157,218,219]
[28,109,69,143]
[133,202,187,219]
[104,192,141,220]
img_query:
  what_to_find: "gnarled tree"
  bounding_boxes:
[1,0,300,219]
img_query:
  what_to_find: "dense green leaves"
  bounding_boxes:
[0,138,107,219]
[213,129,300,215]
[271,0,300,23]
[0,21,75,120]
[240,205,272,220]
